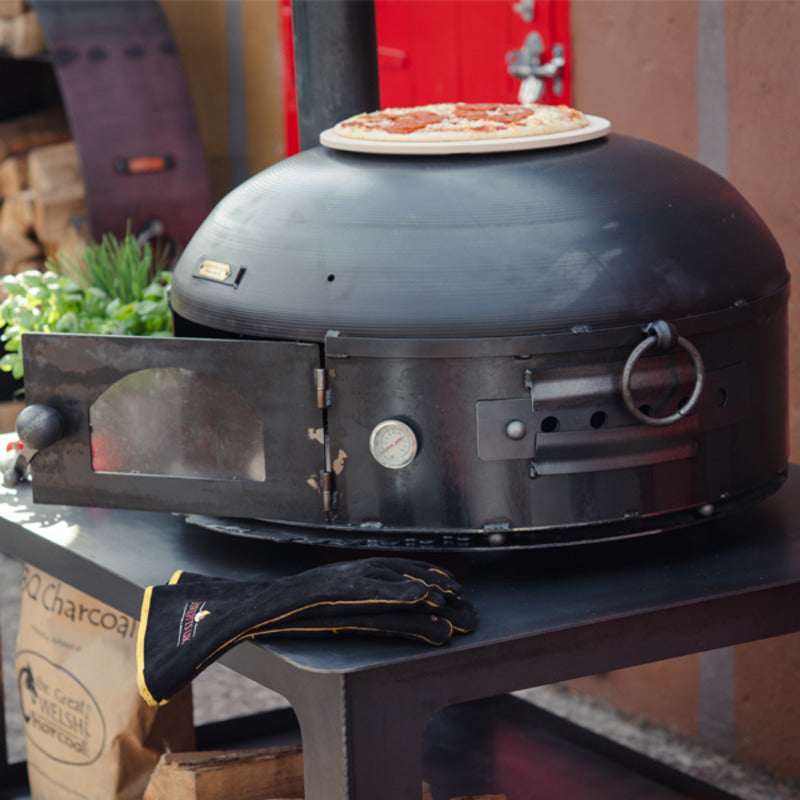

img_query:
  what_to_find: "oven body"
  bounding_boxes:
[18,134,790,549]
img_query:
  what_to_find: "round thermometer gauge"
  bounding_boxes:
[368,419,418,469]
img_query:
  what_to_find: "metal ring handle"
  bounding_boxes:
[621,332,705,427]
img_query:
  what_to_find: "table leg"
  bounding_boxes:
[346,682,431,800]
[287,671,348,800]
[288,670,430,800]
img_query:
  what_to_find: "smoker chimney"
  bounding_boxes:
[291,0,380,150]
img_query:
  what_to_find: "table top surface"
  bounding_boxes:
[1,469,799,677]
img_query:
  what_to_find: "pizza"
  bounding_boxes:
[332,102,589,142]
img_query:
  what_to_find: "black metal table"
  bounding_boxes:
[2,469,800,799]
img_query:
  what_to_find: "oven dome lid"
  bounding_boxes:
[170,133,786,341]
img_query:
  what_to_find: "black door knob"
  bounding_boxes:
[15,404,64,451]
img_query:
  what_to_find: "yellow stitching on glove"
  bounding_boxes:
[194,595,434,669]
[402,573,458,598]
[243,624,448,647]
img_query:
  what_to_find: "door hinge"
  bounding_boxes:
[314,367,331,408]
[320,469,338,514]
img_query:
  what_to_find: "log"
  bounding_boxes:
[54,212,89,265]
[0,233,41,273]
[0,1,26,17]
[9,256,44,274]
[32,182,85,247]
[0,108,71,163]
[0,189,36,237]
[28,140,82,195]
[0,18,10,53]
[143,745,304,800]
[448,796,507,800]
[0,9,44,57]
[0,155,28,197]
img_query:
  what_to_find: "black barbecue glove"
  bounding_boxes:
[245,595,477,640]
[137,557,477,706]
[171,568,476,646]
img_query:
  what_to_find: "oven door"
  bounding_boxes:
[18,332,327,523]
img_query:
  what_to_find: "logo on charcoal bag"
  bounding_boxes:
[16,651,106,765]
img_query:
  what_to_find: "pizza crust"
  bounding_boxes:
[332,102,590,142]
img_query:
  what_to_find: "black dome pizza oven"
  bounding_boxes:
[14,4,788,550]
[17,127,789,550]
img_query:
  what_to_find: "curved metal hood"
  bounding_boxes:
[170,133,787,342]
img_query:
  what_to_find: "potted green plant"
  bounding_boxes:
[0,228,173,384]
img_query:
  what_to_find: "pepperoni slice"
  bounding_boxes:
[382,110,445,134]
[454,103,504,120]
[457,103,501,111]
[453,103,535,124]
[454,108,493,120]
[339,116,378,128]
[488,108,534,123]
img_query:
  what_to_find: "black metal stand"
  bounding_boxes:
[2,470,800,798]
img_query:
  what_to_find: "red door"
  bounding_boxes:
[280,0,573,156]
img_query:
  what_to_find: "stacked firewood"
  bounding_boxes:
[0,2,88,276]
[0,107,89,276]
[0,0,44,58]
[143,744,506,800]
